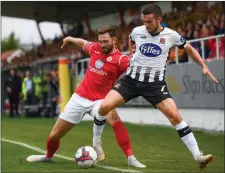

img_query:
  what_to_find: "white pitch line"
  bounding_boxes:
[1,138,140,173]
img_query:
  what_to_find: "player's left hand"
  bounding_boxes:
[61,36,72,49]
[202,65,219,83]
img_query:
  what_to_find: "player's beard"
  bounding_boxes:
[149,25,159,35]
[101,45,113,55]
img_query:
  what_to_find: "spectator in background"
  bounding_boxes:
[177,25,183,34]
[192,30,202,55]
[33,70,43,104]
[22,71,34,105]
[186,22,194,40]
[22,71,42,105]
[50,70,59,97]
[180,30,187,40]
[217,22,225,34]
[206,18,212,26]
[201,25,215,59]
[210,25,217,35]
[5,69,22,117]
[46,73,59,118]
[195,23,201,32]
[120,34,129,52]
[214,20,221,34]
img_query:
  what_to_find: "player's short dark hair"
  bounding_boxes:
[97,25,117,37]
[142,4,162,18]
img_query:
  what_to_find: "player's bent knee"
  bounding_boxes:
[169,113,183,125]
[99,102,113,115]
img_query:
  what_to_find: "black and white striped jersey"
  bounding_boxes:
[127,25,187,82]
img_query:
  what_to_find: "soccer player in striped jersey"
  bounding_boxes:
[93,4,218,169]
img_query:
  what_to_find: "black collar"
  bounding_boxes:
[149,27,165,36]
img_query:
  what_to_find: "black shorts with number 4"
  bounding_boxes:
[112,75,172,108]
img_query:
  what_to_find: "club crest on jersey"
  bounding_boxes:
[180,37,186,43]
[95,60,104,69]
[139,43,162,57]
[107,56,112,62]
[159,38,165,45]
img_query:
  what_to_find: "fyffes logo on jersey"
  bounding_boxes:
[139,43,162,57]
[95,60,104,69]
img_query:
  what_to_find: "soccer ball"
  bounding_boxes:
[75,146,97,168]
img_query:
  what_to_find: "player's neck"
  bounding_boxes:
[106,47,117,55]
[150,26,164,36]
[157,26,164,33]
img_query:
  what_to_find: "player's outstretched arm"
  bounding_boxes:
[184,44,218,83]
[61,36,88,49]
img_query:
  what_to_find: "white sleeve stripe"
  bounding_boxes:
[82,41,88,51]
[83,41,94,54]
[119,55,127,66]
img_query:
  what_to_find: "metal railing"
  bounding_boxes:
[175,34,224,64]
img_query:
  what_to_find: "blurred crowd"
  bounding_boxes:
[1,2,224,69]
[2,2,224,117]
[168,13,224,63]
[4,68,60,118]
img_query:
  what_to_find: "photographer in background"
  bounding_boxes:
[5,69,22,117]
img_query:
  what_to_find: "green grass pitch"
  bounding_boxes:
[1,115,224,172]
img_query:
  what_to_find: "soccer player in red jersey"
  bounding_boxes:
[26,26,145,168]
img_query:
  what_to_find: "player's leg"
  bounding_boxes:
[92,76,145,167]
[26,93,86,163]
[46,118,74,158]
[93,76,138,146]
[94,76,139,129]
[91,99,122,162]
[26,117,74,162]
[156,98,213,169]
[107,109,146,168]
[143,82,213,169]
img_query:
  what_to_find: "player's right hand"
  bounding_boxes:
[132,44,136,54]
[61,36,72,49]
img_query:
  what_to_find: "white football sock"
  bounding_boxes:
[93,111,107,144]
[128,155,135,161]
[175,121,201,160]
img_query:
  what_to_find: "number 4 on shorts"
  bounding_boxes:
[161,85,166,92]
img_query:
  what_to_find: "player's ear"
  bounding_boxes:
[113,37,117,44]
[157,17,162,25]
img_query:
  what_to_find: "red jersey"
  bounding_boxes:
[75,42,129,101]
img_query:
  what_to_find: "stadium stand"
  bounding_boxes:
[1,2,224,69]
[1,1,224,116]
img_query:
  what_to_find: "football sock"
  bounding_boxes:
[46,136,60,158]
[112,121,133,157]
[93,113,107,144]
[175,121,201,160]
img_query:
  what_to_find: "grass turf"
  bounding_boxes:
[1,115,224,172]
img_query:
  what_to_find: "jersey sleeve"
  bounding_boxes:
[129,28,137,43]
[118,55,130,73]
[83,41,95,54]
[173,31,187,49]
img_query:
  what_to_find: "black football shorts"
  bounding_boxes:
[112,75,172,108]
